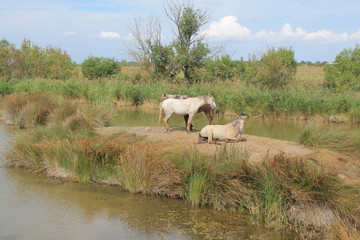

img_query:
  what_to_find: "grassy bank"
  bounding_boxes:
[1,66,360,122]
[4,125,360,239]
[2,93,360,239]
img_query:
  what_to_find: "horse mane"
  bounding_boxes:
[231,119,240,126]
[160,93,189,102]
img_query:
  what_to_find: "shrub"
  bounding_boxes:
[256,47,297,89]
[324,44,360,91]
[81,56,120,79]
[0,80,13,95]
[0,39,15,80]
[43,46,76,79]
[204,54,238,81]
[124,86,144,106]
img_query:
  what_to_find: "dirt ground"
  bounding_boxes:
[97,126,360,183]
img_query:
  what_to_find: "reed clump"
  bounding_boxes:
[1,93,113,130]
[1,92,57,128]
[299,125,360,157]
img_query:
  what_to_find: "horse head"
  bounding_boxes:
[206,94,217,110]
[234,115,247,134]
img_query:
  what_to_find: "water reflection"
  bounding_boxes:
[1,167,291,240]
[0,122,294,239]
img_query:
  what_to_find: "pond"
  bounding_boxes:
[112,107,357,142]
[0,123,295,240]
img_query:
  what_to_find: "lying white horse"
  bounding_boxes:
[159,94,217,133]
[198,116,247,144]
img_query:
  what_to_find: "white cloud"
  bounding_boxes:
[98,31,121,39]
[64,31,76,36]
[204,16,251,40]
[279,23,306,39]
[205,16,360,43]
[350,29,360,40]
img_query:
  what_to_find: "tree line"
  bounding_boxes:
[0,0,359,92]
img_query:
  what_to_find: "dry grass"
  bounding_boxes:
[115,142,183,197]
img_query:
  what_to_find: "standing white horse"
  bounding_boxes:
[159,94,217,133]
[159,93,216,130]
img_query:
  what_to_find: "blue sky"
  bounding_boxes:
[1,0,359,63]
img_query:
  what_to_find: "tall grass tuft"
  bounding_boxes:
[1,92,114,130]
[2,92,57,128]
[1,92,30,125]
[299,125,360,157]
[187,170,209,208]
[116,143,176,194]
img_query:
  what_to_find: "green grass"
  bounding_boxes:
[3,72,360,122]
[299,125,360,157]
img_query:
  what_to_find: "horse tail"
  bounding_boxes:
[158,101,163,123]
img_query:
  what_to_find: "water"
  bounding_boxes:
[112,108,357,142]
[0,123,293,240]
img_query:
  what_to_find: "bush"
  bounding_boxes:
[0,39,15,80]
[81,56,120,79]
[324,44,360,91]
[256,47,297,89]
[0,80,13,95]
[0,39,76,79]
[204,54,238,81]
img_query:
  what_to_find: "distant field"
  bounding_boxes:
[296,65,324,84]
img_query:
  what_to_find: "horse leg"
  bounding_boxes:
[184,114,193,131]
[186,114,194,133]
[163,113,172,133]
[205,111,213,125]
[225,133,239,143]
[198,133,207,143]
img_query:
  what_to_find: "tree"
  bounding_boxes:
[256,47,297,89]
[81,57,120,79]
[0,39,16,80]
[44,46,75,79]
[324,44,360,91]
[150,42,176,78]
[127,16,162,71]
[165,1,211,83]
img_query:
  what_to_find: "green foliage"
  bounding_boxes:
[150,42,176,78]
[43,46,75,79]
[124,86,144,106]
[0,80,13,95]
[0,39,75,79]
[324,44,360,91]
[299,125,360,157]
[167,3,211,84]
[204,54,238,81]
[0,39,16,80]
[255,47,297,89]
[81,56,120,79]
